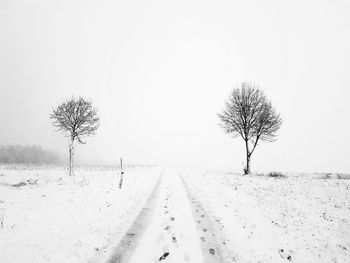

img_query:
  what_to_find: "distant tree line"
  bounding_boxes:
[0,145,62,165]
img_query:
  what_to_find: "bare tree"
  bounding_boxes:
[50,97,100,176]
[218,82,282,174]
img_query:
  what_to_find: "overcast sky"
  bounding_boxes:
[1,0,349,172]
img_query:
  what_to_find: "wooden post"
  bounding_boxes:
[119,157,124,189]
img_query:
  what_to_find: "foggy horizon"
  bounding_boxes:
[1,0,350,173]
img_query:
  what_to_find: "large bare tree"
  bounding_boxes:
[218,82,282,174]
[50,97,100,176]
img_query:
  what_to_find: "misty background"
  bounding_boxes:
[0,0,349,172]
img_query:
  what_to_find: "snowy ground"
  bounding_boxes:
[0,166,349,263]
[0,165,161,263]
[181,170,350,263]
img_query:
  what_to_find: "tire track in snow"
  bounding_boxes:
[105,171,164,263]
[180,174,235,263]
[125,169,204,262]
[103,169,233,263]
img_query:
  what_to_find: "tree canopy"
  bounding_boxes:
[50,96,100,144]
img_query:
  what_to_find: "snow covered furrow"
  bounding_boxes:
[104,171,163,263]
[180,174,237,263]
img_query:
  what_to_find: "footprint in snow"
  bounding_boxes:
[209,248,215,255]
[183,253,190,261]
[278,249,292,261]
[159,252,169,261]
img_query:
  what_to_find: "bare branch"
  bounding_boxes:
[50,96,100,143]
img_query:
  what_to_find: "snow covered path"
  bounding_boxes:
[105,169,227,263]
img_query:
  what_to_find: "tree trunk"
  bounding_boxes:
[68,140,75,176]
[246,154,251,174]
[245,139,251,174]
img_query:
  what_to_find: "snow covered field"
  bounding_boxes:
[0,166,349,263]
[182,170,350,262]
[0,165,161,262]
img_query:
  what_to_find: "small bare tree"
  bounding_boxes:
[50,97,100,176]
[218,82,282,174]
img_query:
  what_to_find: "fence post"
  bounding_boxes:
[119,157,124,189]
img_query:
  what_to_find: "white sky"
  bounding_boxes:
[1,0,350,172]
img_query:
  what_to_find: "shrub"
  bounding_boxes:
[336,173,350,180]
[267,171,285,178]
[322,173,332,179]
[12,179,38,187]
